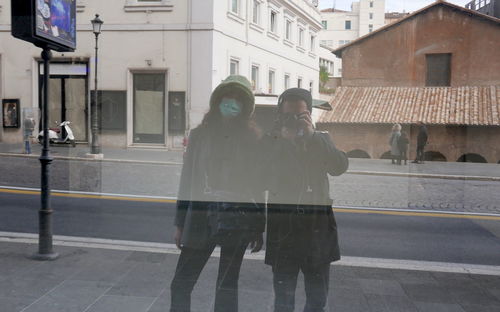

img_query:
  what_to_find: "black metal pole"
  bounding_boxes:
[91,33,101,154]
[33,47,58,261]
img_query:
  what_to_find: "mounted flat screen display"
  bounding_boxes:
[12,0,77,52]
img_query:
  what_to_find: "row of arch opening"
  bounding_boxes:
[346,149,497,164]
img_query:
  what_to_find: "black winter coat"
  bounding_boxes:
[260,131,349,266]
[417,126,428,147]
[175,126,265,248]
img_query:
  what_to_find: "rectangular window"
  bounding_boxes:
[285,20,292,40]
[369,13,373,19]
[268,70,275,94]
[297,78,302,88]
[369,24,373,32]
[298,28,304,46]
[370,1,374,8]
[426,53,452,86]
[231,0,238,13]
[252,0,260,24]
[284,74,290,89]
[345,20,351,30]
[230,59,239,75]
[321,20,327,29]
[251,65,260,91]
[310,35,315,51]
[270,11,277,33]
[309,81,313,93]
[133,73,166,144]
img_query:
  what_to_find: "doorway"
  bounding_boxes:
[38,63,89,142]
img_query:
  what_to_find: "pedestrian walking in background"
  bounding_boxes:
[389,124,402,164]
[170,75,264,312]
[260,88,349,312]
[398,131,409,165]
[23,117,36,154]
[412,121,428,164]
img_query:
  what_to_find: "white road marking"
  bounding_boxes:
[1,231,499,276]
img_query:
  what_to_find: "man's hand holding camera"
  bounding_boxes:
[280,111,314,141]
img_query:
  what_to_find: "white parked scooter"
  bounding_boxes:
[38,121,76,147]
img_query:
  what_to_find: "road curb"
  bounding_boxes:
[1,231,499,276]
[2,152,500,181]
[347,170,500,182]
[0,152,182,166]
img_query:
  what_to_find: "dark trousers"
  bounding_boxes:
[398,149,407,165]
[272,260,331,312]
[416,145,425,162]
[170,241,248,312]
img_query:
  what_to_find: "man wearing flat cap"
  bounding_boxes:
[260,88,349,312]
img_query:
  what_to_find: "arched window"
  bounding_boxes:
[457,153,488,163]
[424,151,447,162]
[347,149,371,159]
[380,151,392,159]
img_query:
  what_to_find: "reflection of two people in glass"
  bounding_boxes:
[171,76,349,312]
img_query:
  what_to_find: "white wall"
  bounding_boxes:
[0,0,324,145]
[0,0,190,146]
[212,0,322,98]
[318,0,385,77]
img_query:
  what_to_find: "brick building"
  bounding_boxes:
[317,1,500,163]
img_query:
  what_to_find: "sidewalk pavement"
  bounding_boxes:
[1,239,500,312]
[1,142,500,179]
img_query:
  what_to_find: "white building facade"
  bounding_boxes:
[0,0,322,149]
[318,0,385,77]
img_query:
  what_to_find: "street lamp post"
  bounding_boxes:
[32,47,58,261]
[90,14,103,155]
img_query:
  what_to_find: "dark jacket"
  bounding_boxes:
[417,125,428,147]
[260,131,349,266]
[398,134,409,152]
[174,75,264,248]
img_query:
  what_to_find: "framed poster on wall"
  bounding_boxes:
[2,99,20,128]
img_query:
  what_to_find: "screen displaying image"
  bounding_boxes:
[35,0,76,49]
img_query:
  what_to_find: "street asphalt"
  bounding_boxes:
[1,190,499,266]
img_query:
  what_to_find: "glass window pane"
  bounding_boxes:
[133,73,165,144]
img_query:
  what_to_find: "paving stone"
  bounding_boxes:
[447,286,500,306]
[401,283,456,304]
[22,280,113,312]
[69,259,136,282]
[392,270,439,285]
[0,276,64,298]
[106,279,168,298]
[125,251,170,263]
[85,295,155,312]
[0,295,38,312]
[359,278,407,296]
[414,301,466,312]
[364,294,419,312]
[460,303,500,312]
[330,287,371,312]
[351,267,396,281]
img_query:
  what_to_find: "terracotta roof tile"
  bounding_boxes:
[317,86,500,126]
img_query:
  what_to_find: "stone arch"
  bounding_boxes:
[380,151,392,159]
[457,153,488,163]
[424,151,447,162]
[347,149,371,159]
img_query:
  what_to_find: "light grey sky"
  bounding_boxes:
[319,0,471,13]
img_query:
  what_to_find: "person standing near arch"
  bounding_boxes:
[412,121,428,164]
